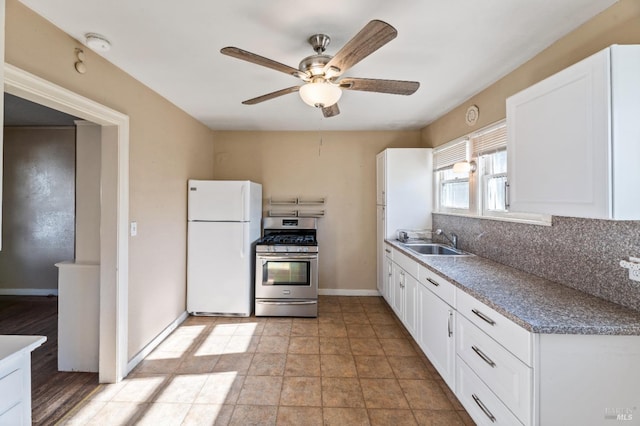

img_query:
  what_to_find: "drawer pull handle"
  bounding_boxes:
[472,308,496,326]
[426,278,440,287]
[447,310,453,337]
[472,345,496,368]
[385,248,391,254]
[472,393,497,423]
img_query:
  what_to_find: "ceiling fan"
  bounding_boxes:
[220,20,420,118]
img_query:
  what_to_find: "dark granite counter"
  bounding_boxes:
[386,240,640,335]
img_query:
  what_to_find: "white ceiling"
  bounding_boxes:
[18,0,617,131]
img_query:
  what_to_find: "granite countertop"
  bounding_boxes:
[386,240,640,335]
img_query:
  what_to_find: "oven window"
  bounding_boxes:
[264,261,310,286]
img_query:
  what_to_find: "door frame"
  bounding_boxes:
[4,63,130,383]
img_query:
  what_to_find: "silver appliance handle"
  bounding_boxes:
[256,300,317,306]
[258,254,317,262]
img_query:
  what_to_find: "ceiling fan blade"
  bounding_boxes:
[221,47,308,80]
[242,86,301,105]
[322,104,340,118]
[339,78,419,95]
[323,20,397,77]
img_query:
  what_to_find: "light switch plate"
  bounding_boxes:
[130,221,137,237]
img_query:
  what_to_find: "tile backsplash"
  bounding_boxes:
[432,213,640,312]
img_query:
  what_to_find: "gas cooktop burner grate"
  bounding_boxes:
[258,233,317,246]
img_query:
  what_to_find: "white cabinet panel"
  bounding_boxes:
[418,281,455,389]
[403,272,418,339]
[457,315,531,423]
[507,45,640,219]
[457,289,532,365]
[392,263,404,318]
[457,357,524,426]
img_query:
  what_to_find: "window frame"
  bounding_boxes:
[434,120,551,226]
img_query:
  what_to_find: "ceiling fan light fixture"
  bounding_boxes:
[299,81,342,108]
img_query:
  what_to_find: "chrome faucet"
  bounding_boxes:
[435,229,458,249]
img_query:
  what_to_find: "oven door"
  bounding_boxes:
[255,253,318,299]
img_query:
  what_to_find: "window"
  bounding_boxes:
[434,120,550,225]
[433,139,473,214]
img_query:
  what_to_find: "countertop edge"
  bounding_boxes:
[385,239,640,336]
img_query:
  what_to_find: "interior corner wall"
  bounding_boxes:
[4,0,215,359]
[0,127,75,293]
[420,0,640,148]
[211,130,421,292]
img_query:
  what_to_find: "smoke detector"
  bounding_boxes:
[85,33,111,52]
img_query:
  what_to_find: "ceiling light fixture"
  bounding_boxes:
[85,33,111,52]
[299,80,342,108]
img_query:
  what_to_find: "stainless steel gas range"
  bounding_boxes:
[254,217,318,317]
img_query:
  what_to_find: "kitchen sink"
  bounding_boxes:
[400,242,469,256]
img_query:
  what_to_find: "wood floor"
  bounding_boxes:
[0,295,99,425]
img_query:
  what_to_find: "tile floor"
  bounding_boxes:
[60,296,474,425]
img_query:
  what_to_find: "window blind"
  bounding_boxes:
[433,139,468,170]
[472,122,507,156]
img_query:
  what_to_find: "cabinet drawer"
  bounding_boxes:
[0,367,22,416]
[456,289,531,365]
[457,315,531,424]
[418,265,455,306]
[456,357,525,426]
[0,401,23,425]
[393,249,419,279]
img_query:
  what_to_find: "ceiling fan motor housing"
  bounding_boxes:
[299,54,332,77]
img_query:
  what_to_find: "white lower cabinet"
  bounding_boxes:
[456,357,524,426]
[457,315,531,423]
[382,248,393,305]
[384,243,640,426]
[417,280,455,389]
[389,250,419,339]
[403,272,418,339]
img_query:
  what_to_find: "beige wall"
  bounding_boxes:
[422,0,640,147]
[0,127,75,292]
[212,130,420,292]
[5,0,214,358]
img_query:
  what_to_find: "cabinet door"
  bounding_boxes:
[376,207,386,294]
[403,273,418,339]
[382,249,393,304]
[507,48,610,218]
[418,284,455,389]
[376,151,386,205]
[392,264,404,318]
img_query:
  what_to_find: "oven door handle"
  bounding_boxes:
[256,300,317,305]
[258,255,317,262]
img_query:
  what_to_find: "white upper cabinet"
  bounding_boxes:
[507,45,640,220]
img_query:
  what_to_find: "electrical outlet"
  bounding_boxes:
[626,257,640,282]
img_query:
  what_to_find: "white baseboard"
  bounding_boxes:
[318,289,381,296]
[0,288,59,296]
[126,310,188,375]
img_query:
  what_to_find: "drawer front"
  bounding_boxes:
[0,402,23,425]
[457,356,525,426]
[457,289,532,365]
[457,315,531,423]
[418,265,455,306]
[0,367,23,417]
[393,249,419,279]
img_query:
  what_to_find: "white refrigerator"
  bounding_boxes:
[187,179,262,316]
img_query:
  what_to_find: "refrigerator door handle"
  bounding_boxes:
[241,183,247,221]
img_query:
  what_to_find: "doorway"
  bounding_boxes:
[3,63,130,383]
